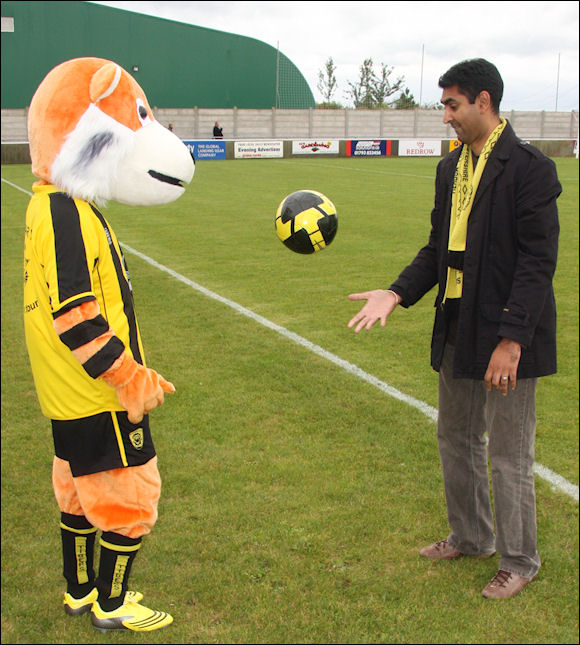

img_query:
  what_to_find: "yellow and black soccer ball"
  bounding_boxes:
[275,190,338,254]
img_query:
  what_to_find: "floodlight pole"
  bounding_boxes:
[555,52,560,112]
[419,44,424,107]
[275,41,280,109]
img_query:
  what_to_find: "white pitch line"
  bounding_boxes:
[122,242,439,423]
[533,463,579,501]
[3,175,578,502]
[1,177,35,195]
[120,243,579,503]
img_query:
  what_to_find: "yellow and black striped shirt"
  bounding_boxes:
[24,184,146,420]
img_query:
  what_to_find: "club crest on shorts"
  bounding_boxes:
[129,428,144,450]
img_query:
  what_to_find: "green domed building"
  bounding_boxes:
[1,1,315,109]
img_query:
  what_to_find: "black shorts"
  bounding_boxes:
[52,411,156,477]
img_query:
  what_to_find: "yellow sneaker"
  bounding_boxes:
[63,588,143,616]
[64,587,98,616]
[91,599,173,632]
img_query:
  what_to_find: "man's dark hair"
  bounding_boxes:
[438,58,504,114]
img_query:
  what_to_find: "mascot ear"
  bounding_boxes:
[90,62,122,103]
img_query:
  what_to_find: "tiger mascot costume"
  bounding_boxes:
[23,57,194,632]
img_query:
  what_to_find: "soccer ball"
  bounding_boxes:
[275,190,338,254]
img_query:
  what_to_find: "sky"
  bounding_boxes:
[91,1,579,112]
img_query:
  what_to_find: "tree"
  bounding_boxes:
[372,63,405,107]
[345,59,405,108]
[346,58,375,108]
[393,87,419,110]
[317,57,337,105]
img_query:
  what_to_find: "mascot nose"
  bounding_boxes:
[145,122,195,187]
[112,121,195,206]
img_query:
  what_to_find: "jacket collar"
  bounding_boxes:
[472,119,517,208]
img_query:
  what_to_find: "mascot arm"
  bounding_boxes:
[101,352,175,424]
[53,299,175,423]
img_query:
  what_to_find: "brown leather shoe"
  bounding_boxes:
[481,569,535,599]
[419,539,463,560]
[419,539,496,560]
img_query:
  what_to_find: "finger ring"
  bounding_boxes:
[501,376,508,381]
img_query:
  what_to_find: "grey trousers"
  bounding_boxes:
[437,341,541,578]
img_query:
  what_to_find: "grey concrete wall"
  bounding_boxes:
[3,107,578,143]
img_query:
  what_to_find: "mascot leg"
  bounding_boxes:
[53,457,99,615]
[60,513,98,613]
[95,531,142,611]
[53,456,172,631]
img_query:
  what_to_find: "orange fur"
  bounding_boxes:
[53,300,116,366]
[53,300,100,333]
[101,351,175,424]
[53,456,84,516]
[72,329,116,365]
[53,456,160,539]
[54,302,175,421]
[28,57,153,184]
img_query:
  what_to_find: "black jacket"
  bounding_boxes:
[390,121,561,379]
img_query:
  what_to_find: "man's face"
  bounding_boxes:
[441,85,484,145]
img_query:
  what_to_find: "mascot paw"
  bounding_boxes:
[101,352,175,423]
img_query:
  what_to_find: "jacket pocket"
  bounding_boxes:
[481,302,529,327]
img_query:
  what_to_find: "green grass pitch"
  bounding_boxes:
[1,156,578,643]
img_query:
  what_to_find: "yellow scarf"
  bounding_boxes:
[444,118,507,301]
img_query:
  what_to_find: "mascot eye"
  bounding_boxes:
[136,98,152,126]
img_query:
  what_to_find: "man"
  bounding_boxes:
[213,121,223,138]
[348,58,561,599]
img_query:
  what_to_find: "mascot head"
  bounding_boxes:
[28,57,195,206]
